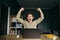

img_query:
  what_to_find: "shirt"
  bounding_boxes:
[16,17,43,29]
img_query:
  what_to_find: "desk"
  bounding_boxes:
[0,35,22,40]
[41,34,58,40]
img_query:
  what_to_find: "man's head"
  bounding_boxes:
[26,12,34,22]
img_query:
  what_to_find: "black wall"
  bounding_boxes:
[0,0,20,35]
[0,3,8,34]
[0,0,1,34]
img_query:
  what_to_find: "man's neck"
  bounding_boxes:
[28,20,33,23]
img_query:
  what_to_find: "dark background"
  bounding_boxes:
[0,0,60,36]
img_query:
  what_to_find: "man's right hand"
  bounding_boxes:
[20,7,24,12]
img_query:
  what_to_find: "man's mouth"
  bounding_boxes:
[29,19,31,20]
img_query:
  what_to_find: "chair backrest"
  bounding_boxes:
[22,29,41,38]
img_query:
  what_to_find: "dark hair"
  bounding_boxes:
[26,12,34,18]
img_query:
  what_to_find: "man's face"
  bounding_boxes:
[27,14,34,22]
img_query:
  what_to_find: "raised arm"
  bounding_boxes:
[16,7,25,24]
[35,8,44,24]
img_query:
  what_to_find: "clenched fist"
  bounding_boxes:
[37,8,41,11]
[20,7,24,11]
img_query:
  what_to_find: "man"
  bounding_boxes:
[16,7,44,29]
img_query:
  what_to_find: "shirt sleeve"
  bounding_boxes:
[16,9,25,25]
[16,18,25,25]
[34,17,44,25]
[34,8,44,25]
